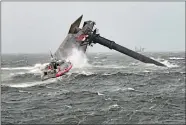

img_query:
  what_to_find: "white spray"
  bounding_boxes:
[66,48,90,69]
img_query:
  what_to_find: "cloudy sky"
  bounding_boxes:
[2,2,185,54]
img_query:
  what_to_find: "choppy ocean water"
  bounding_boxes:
[1,51,185,124]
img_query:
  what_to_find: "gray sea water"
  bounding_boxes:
[1,51,185,124]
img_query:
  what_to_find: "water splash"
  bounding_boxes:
[66,48,90,69]
[161,60,179,68]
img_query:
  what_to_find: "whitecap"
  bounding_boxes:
[7,79,56,88]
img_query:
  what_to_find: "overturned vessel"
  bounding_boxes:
[54,15,166,67]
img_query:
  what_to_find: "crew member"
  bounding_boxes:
[50,57,58,72]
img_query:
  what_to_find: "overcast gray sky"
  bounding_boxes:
[2,2,185,54]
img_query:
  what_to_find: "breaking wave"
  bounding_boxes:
[2,63,49,72]
[1,67,33,70]
[148,57,179,68]
[169,57,185,60]
[5,79,57,88]
[160,60,179,68]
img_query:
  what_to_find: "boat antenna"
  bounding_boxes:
[49,49,53,58]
